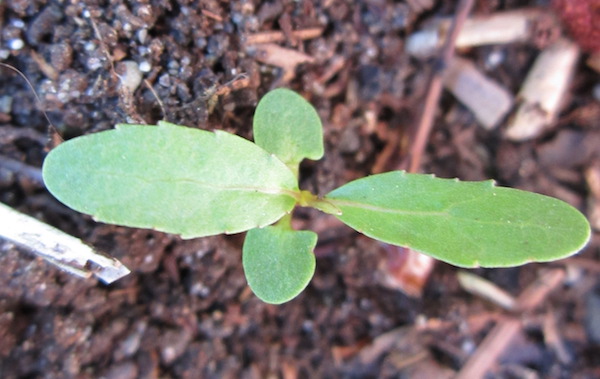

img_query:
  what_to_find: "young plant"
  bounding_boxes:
[42,89,591,304]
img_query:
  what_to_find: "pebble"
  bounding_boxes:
[139,61,152,73]
[485,49,505,70]
[7,38,24,50]
[137,28,148,44]
[0,95,13,114]
[10,18,25,28]
[158,74,171,87]
[116,61,143,93]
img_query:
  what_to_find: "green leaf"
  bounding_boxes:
[243,226,316,304]
[42,122,299,238]
[326,171,591,267]
[253,88,324,170]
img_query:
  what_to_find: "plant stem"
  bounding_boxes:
[275,212,293,230]
[298,190,342,215]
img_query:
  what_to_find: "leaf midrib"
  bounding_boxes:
[328,198,576,231]
[92,170,299,198]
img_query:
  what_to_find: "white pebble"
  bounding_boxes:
[8,39,24,50]
[485,49,505,70]
[11,19,25,28]
[118,61,143,92]
[406,28,439,58]
[158,74,171,87]
[139,61,152,73]
[137,29,148,44]
[87,57,103,71]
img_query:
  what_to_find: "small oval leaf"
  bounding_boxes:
[253,88,324,168]
[243,226,316,304]
[42,122,299,238]
[326,171,591,267]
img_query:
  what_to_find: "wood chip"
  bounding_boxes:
[457,271,517,311]
[543,309,572,364]
[506,38,580,141]
[407,8,553,57]
[379,245,435,297]
[251,43,315,82]
[456,269,565,379]
[245,27,324,45]
[443,57,514,129]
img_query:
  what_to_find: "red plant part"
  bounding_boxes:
[553,0,600,52]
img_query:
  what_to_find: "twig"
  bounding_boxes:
[406,8,555,57]
[0,202,131,284]
[251,43,315,82]
[455,269,565,378]
[143,78,166,120]
[88,11,146,124]
[30,49,59,81]
[408,0,476,173]
[88,14,116,73]
[0,154,44,186]
[245,27,324,45]
[0,63,56,132]
[457,271,517,311]
[562,256,600,273]
[201,9,223,22]
[0,125,47,145]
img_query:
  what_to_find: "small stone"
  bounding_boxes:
[158,74,171,87]
[159,329,192,365]
[7,38,24,50]
[116,61,143,93]
[137,28,148,44]
[139,61,152,73]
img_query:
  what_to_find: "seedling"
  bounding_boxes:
[42,89,591,304]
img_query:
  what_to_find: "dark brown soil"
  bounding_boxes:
[1,1,599,378]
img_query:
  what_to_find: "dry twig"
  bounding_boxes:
[245,27,324,45]
[456,269,565,378]
[409,0,476,172]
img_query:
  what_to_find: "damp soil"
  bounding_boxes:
[1,1,600,378]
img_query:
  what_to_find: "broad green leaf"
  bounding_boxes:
[253,88,324,170]
[42,121,299,238]
[243,226,316,304]
[326,171,591,267]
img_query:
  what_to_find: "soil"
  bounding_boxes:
[1,1,599,378]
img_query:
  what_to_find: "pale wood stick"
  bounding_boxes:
[0,202,130,284]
